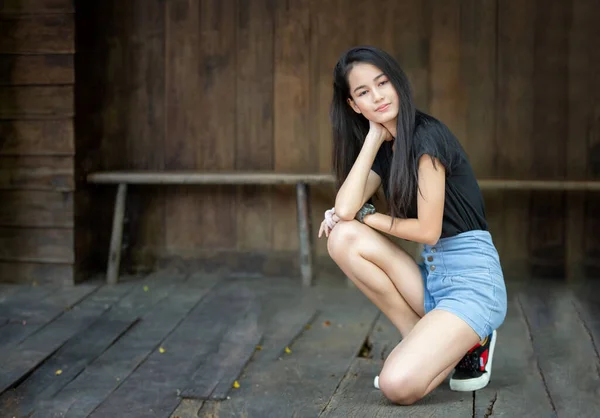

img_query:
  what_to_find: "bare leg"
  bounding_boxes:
[377,310,480,405]
[327,220,425,337]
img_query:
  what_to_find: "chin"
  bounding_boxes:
[370,113,397,125]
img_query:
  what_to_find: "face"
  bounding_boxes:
[346,62,399,126]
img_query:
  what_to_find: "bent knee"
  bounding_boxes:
[378,372,426,406]
[327,220,362,258]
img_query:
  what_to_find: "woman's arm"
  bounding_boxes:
[334,131,387,220]
[363,154,445,245]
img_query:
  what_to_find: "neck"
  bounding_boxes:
[383,119,397,138]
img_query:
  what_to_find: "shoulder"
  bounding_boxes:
[412,111,462,173]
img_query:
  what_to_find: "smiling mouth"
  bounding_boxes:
[376,104,390,112]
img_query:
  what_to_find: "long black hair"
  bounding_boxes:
[330,45,418,219]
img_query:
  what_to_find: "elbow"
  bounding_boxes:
[334,205,356,221]
[421,227,441,246]
[422,236,439,246]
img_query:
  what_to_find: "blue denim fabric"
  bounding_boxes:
[419,230,508,340]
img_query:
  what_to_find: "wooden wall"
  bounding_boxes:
[0,0,76,284]
[76,0,600,279]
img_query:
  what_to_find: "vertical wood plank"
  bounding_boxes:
[582,0,600,277]
[528,0,570,278]
[235,0,274,251]
[164,0,237,254]
[429,0,466,143]
[68,0,600,278]
[73,0,117,279]
[458,0,503,263]
[164,0,203,258]
[494,0,536,274]
[273,0,313,252]
[460,0,497,177]
[392,0,430,111]
[312,0,359,257]
[358,0,399,53]
[567,0,597,279]
[122,0,166,270]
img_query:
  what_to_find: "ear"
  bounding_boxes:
[347,97,362,114]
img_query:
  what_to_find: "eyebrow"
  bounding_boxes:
[353,73,386,93]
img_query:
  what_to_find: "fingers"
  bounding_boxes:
[320,207,338,238]
[319,219,333,238]
[325,207,338,229]
[319,220,329,238]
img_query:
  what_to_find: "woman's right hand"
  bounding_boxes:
[318,208,340,238]
[367,120,393,144]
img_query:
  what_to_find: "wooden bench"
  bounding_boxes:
[87,171,600,286]
[87,171,336,286]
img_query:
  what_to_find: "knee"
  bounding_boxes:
[378,371,426,406]
[327,220,361,260]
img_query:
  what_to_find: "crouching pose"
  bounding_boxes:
[318,46,507,405]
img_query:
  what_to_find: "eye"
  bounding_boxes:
[379,80,388,86]
[358,90,367,97]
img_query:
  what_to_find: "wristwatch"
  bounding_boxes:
[356,203,376,223]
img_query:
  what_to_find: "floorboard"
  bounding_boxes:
[0,282,131,398]
[31,272,213,418]
[321,312,472,417]
[571,280,600,366]
[0,271,188,416]
[367,312,400,363]
[170,398,204,418]
[1,271,598,417]
[0,315,137,417]
[0,283,90,350]
[518,281,600,417]
[199,286,379,418]
[86,278,261,417]
[0,284,61,313]
[473,294,555,417]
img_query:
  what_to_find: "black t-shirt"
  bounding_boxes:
[371,111,488,238]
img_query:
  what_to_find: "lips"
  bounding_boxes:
[376,103,391,112]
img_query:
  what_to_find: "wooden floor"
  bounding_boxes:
[0,270,599,418]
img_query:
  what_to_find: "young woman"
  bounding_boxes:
[318,46,507,405]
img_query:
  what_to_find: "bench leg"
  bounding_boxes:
[296,182,313,286]
[107,183,127,285]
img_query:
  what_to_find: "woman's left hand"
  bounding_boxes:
[318,208,340,238]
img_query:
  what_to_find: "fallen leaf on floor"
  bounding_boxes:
[159,347,166,353]
[255,345,262,351]
[55,370,62,375]
[143,286,149,292]
[233,380,240,389]
[304,324,311,330]
[324,320,331,326]
[284,346,292,354]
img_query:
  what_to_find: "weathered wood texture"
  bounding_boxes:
[77,0,600,277]
[0,3,75,284]
[1,272,600,417]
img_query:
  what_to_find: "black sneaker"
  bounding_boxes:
[449,330,497,391]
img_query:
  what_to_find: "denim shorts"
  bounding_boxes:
[419,230,507,340]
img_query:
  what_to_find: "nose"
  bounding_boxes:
[372,88,384,102]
